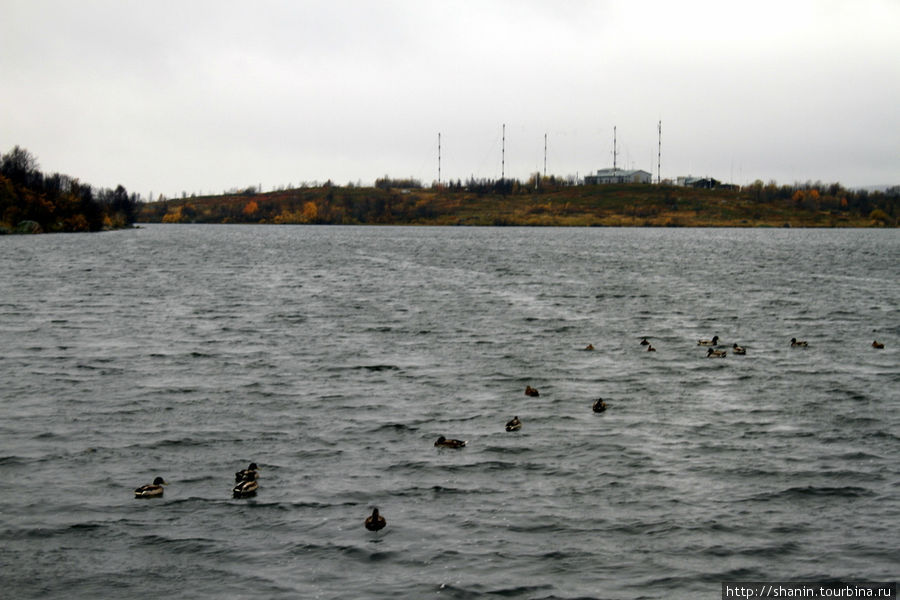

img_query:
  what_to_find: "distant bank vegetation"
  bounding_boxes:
[1,146,138,234]
[141,174,898,228]
[3,146,896,233]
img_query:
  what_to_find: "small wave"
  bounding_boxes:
[326,364,401,372]
[372,422,420,434]
[291,541,397,562]
[125,437,212,450]
[700,540,799,559]
[136,533,222,555]
[484,584,558,598]
[752,485,873,502]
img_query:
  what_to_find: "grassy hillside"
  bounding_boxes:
[139,182,897,228]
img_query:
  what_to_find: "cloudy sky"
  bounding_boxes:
[3,0,898,197]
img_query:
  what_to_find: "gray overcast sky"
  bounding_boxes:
[2,0,899,197]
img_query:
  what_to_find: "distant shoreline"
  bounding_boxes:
[138,183,897,228]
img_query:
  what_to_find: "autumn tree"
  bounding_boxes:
[242,200,259,218]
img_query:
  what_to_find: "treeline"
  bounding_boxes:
[0,146,139,234]
[141,184,447,225]
[743,179,897,224]
[140,172,898,227]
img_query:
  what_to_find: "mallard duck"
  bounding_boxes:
[872,340,884,349]
[525,385,540,397]
[646,344,656,352]
[640,337,650,346]
[233,478,258,498]
[698,335,719,346]
[592,398,607,413]
[434,435,467,448]
[790,337,808,347]
[706,348,727,358]
[505,416,522,432]
[365,507,386,531]
[732,343,746,355]
[235,462,259,483]
[134,476,167,498]
[584,343,594,351]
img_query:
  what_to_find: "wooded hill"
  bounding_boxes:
[1,146,139,234]
[139,178,898,228]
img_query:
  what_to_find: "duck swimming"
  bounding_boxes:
[233,478,258,498]
[698,335,719,346]
[732,343,746,355]
[872,340,885,349]
[592,398,607,413]
[134,476,167,498]
[235,462,259,483]
[640,337,650,346]
[525,385,540,397]
[434,435,467,449]
[706,348,727,358]
[584,343,594,351]
[790,337,808,347]
[365,507,386,531]
[646,344,656,352]
[505,416,522,432]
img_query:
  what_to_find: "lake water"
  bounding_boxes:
[1,225,897,599]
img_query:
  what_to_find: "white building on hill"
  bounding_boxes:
[584,168,652,185]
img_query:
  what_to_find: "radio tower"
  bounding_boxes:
[657,120,662,184]
[437,132,441,186]
[501,123,506,180]
[543,133,548,178]
[613,126,618,175]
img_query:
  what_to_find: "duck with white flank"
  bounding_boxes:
[235,462,259,483]
[592,398,607,413]
[790,337,808,347]
[233,478,258,498]
[707,348,727,358]
[365,508,386,531]
[505,416,522,432]
[233,463,259,498]
[134,476,167,498]
[434,435,467,449]
[698,335,719,346]
[732,343,746,355]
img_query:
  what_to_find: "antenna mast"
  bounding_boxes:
[543,133,548,178]
[501,123,506,180]
[438,132,441,186]
[613,126,617,175]
[657,120,662,184]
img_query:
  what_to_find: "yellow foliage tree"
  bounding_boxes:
[243,200,259,218]
[162,206,183,223]
[302,201,318,223]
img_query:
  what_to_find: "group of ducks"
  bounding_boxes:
[136,332,888,528]
[631,334,820,358]
[135,463,389,532]
[134,462,260,500]
[643,334,750,358]
[636,334,886,358]
[433,385,608,452]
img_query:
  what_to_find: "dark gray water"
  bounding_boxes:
[1,225,897,599]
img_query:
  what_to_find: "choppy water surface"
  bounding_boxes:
[1,225,897,599]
